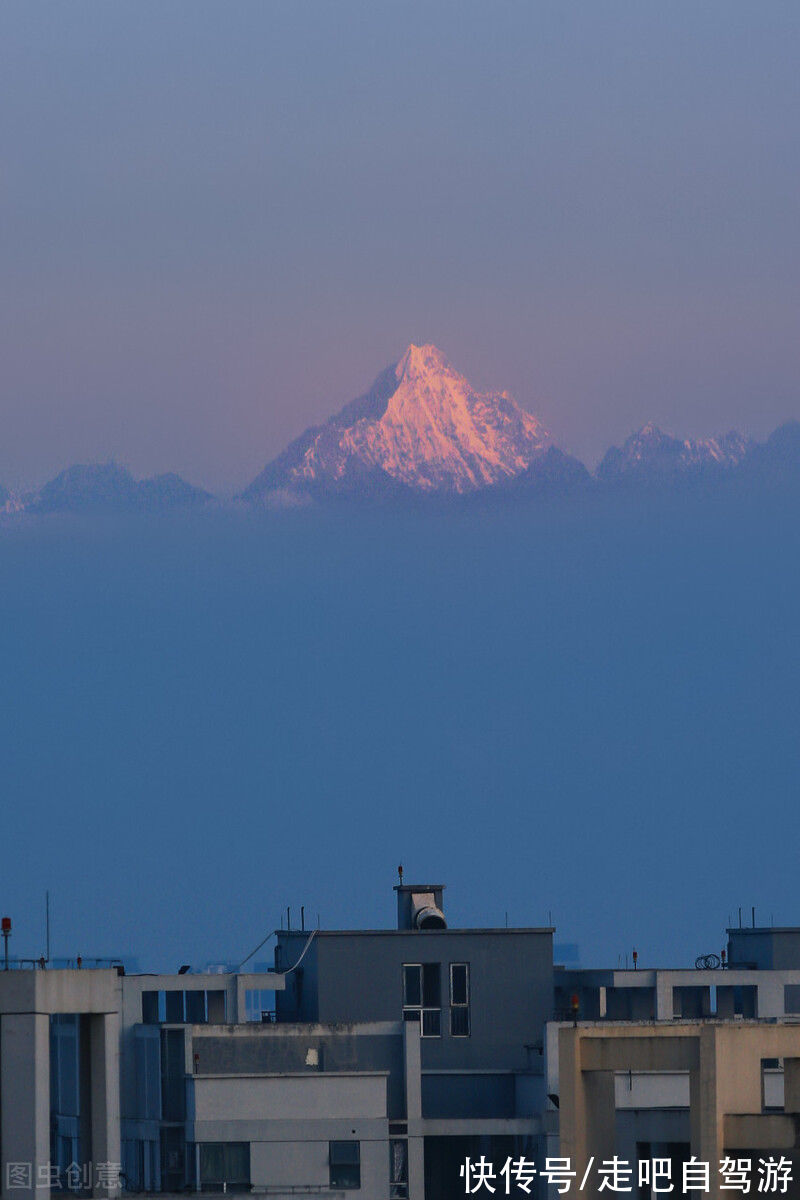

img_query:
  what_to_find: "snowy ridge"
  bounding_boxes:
[598,423,753,481]
[246,342,554,498]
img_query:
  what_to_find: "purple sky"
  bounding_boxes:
[2,1,800,492]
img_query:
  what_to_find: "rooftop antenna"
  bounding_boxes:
[752,906,756,928]
[2,917,10,970]
[398,864,403,885]
[45,891,50,963]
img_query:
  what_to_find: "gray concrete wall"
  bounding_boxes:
[250,1135,389,1198]
[0,970,124,1200]
[1,1013,50,1200]
[193,1026,406,1118]
[192,1071,388,1125]
[191,1074,391,1196]
[728,929,800,970]
[274,940,320,1022]
[276,929,554,1073]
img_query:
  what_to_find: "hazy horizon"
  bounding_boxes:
[1,492,797,973]
[4,336,800,497]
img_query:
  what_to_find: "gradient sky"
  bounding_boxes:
[2,1,800,491]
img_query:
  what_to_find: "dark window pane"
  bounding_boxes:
[422,1009,441,1037]
[160,1029,186,1122]
[207,990,226,1022]
[422,964,440,1007]
[330,1141,361,1189]
[224,1143,250,1185]
[185,991,206,1023]
[785,985,800,1014]
[450,1006,470,1036]
[200,1144,224,1186]
[451,964,468,1006]
[403,965,421,1007]
[199,1143,250,1192]
[142,991,159,1024]
[165,990,185,1023]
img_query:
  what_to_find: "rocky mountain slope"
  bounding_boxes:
[597,423,752,482]
[243,343,566,500]
[23,463,212,514]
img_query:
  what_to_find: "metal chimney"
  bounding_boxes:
[394,884,447,930]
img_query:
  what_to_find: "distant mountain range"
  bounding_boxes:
[2,343,799,513]
[2,463,212,516]
[241,342,800,503]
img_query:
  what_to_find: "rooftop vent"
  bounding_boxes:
[395,884,447,931]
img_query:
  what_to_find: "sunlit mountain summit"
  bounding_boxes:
[242,343,579,501]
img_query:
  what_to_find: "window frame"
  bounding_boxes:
[449,962,471,1037]
[402,963,442,1038]
[198,1141,250,1193]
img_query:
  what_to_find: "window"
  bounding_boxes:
[165,990,185,1023]
[142,991,159,1024]
[390,1139,409,1198]
[402,964,441,1037]
[450,963,470,1036]
[199,1142,250,1192]
[142,988,217,1025]
[244,989,275,1023]
[329,1141,360,1189]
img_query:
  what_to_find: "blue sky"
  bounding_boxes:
[2,6,800,969]
[2,1,800,491]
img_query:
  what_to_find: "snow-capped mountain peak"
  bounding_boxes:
[244,342,555,498]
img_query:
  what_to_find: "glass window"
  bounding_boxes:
[403,964,421,1007]
[390,1139,409,1199]
[450,963,468,1006]
[329,1141,361,1189]
[164,990,185,1023]
[199,1142,250,1193]
[421,1008,441,1037]
[402,963,442,1037]
[450,962,470,1037]
[422,963,441,1007]
[185,990,206,1024]
[141,991,159,1024]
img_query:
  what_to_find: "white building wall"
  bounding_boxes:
[192,1072,387,1122]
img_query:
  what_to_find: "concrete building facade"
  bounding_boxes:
[5,896,800,1198]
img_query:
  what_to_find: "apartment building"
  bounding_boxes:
[5,897,800,1198]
